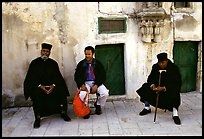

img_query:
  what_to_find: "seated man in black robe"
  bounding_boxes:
[24,43,71,128]
[136,52,182,125]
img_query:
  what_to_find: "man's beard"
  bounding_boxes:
[41,55,48,60]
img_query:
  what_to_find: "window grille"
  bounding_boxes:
[98,17,127,34]
[174,2,190,8]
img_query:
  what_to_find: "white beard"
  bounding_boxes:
[41,55,48,61]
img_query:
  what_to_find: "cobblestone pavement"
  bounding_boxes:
[2,91,202,136]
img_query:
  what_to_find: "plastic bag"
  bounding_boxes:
[73,89,91,117]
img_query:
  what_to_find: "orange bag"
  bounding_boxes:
[73,89,91,117]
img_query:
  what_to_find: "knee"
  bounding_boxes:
[97,84,109,97]
[104,90,109,97]
[99,89,109,98]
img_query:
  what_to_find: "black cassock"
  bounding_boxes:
[24,57,70,118]
[136,59,182,111]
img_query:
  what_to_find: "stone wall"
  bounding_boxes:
[2,2,202,108]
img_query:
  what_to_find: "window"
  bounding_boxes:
[174,2,190,8]
[98,17,127,34]
[173,2,193,13]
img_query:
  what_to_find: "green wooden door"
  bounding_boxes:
[95,44,125,95]
[173,41,198,93]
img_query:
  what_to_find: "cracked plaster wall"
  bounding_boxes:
[2,2,202,108]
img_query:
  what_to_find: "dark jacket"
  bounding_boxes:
[74,58,106,88]
[24,57,70,100]
[136,59,182,110]
[147,59,182,94]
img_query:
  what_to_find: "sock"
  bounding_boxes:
[173,107,178,116]
[144,101,150,110]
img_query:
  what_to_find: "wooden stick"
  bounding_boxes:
[153,70,166,123]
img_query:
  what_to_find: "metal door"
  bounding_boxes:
[95,44,125,95]
[173,41,198,93]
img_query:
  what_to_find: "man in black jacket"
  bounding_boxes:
[24,43,71,128]
[74,46,109,119]
[136,52,182,125]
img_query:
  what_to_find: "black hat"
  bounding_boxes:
[41,43,52,50]
[157,52,168,62]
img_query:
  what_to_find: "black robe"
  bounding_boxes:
[136,59,182,111]
[24,57,70,117]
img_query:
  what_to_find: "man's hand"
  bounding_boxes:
[80,84,87,91]
[153,86,166,92]
[46,85,55,94]
[40,85,55,94]
[91,85,98,94]
[150,84,156,90]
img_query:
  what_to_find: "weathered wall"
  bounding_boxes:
[2,2,202,108]
[172,2,202,93]
[2,2,77,107]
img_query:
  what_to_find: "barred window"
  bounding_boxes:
[98,17,127,34]
[174,2,190,8]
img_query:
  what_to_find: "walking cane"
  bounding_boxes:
[153,70,166,123]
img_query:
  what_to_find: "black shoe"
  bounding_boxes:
[61,113,71,122]
[33,118,40,128]
[83,114,90,119]
[139,108,151,116]
[173,116,181,125]
[83,111,91,119]
[94,102,102,115]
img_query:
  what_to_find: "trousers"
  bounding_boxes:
[32,89,68,119]
[79,81,109,106]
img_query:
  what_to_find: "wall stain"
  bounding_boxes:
[175,15,198,31]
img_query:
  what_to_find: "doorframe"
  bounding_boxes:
[196,41,202,93]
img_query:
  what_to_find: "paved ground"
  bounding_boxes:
[2,91,202,137]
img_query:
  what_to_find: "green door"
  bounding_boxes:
[173,41,198,93]
[95,44,125,95]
